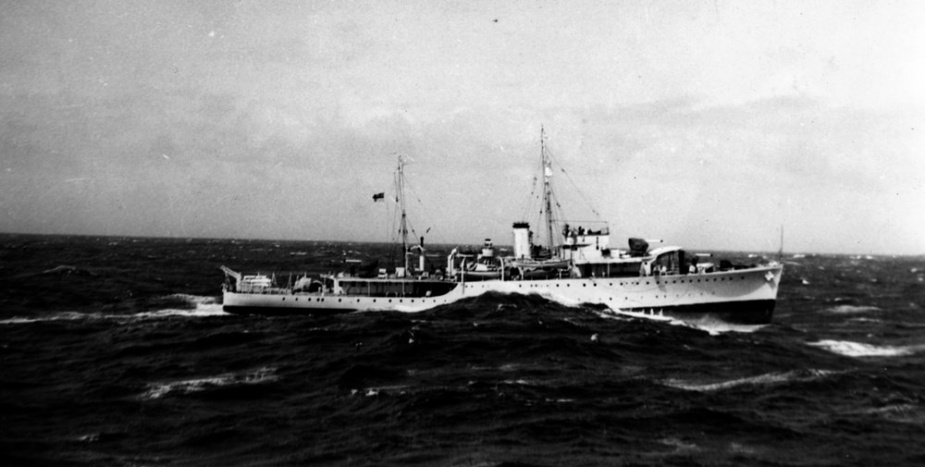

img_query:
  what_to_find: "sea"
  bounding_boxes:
[2,234,924,466]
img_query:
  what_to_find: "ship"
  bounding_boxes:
[221,129,783,324]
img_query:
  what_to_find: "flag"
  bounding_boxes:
[372,192,385,202]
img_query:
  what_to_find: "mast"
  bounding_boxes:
[397,155,409,273]
[541,126,556,252]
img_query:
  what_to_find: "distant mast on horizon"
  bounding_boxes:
[778,225,784,260]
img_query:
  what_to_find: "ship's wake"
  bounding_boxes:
[0,294,227,324]
[587,307,767,335]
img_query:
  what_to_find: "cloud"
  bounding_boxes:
[1,1,922,253]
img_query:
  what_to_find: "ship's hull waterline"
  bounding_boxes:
[223,264,782,324]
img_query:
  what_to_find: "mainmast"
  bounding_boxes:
[541,127,556,252]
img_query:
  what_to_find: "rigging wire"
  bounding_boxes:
[543,146,604,220]
[400,163,444,247]
[512,128,611,250]
[519,175,540,222]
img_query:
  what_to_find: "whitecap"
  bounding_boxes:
[823,305,881,314]
[808,340,925,357]
[729,442,758,455]
[660,437,699,452]
[354,384,410,397]
[662,369,834,392]
[166,293,220,306]
[861,404,925,424]
[846,317,882,324]
[140,366,277,400]
[678,317,767,336]
[131,303,227,320]
[501,379,534,386]
[864,404,916,416]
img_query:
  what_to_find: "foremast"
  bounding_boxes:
[396,155,410,274]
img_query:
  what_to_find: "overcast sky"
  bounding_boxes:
[1,0,923,255]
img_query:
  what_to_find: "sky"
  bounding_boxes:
[1,0,923,255]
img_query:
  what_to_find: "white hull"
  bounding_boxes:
[223,264,782,324]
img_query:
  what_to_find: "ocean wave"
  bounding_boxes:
[847,317,882,324]
[864,404,916,415]
[862,404,925,424]
[807,340,925,357]
[140,366,277,400]
[822,305,881,314]
[501,379,538,386]
[662,369,834,392]
[660,437,700,452]
[349,384,411,397]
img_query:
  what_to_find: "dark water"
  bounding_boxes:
[2,234,924,466]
